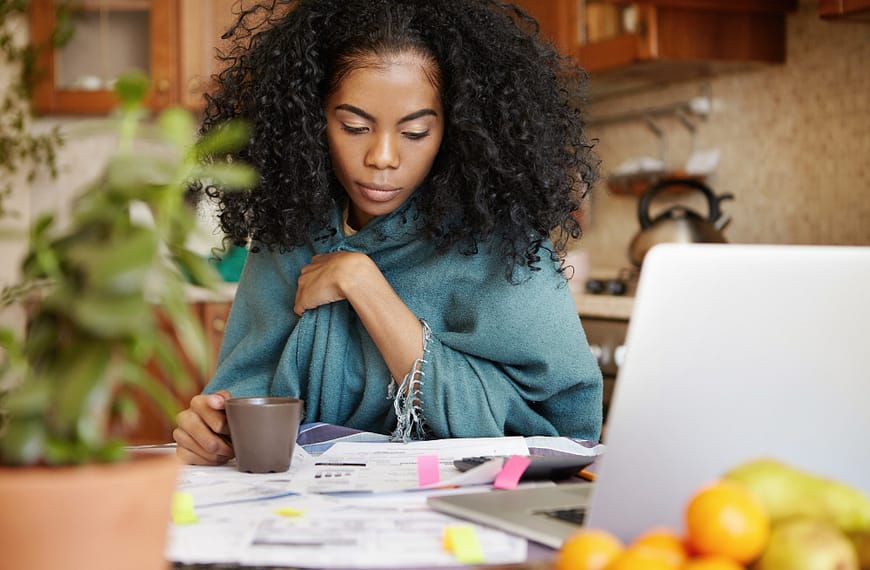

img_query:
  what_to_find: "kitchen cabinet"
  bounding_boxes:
[512,0,798,100]
[177,0,238,110]
[29,0,236,114]
[819,0,870,20]
[510,0,580,57]
[119,299,233,445]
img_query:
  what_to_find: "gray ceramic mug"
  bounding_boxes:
[224,397,304,473]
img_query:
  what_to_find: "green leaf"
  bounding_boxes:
[52,5,77,48]
[194,162,258,190]
[66,293,154,338]
[113,69,151,109]
[195,119,251,157]
[92,441,127,463]
[111,393,140,429]
[147,327,194,395]
[158,107,196,152]
[120,364,185,424]
[160,290,209,376]
[64,227,158,293]
[0,417,46,466]
[31,212,54,236]
[0,327,18,350]
[173,247,220,289]
[107,155,178,192]
[51,342,112,432]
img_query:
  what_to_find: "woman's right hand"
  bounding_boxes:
[173,389,235,465]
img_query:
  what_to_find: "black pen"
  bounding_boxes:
[314,462,367,467]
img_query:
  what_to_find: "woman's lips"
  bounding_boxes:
[357,182,401,203]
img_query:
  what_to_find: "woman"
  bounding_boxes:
[175,0,602,466]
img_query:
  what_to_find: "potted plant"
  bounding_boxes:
[0,71,255,570]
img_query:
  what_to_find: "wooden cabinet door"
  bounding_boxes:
[819,0,870,19]
[177,0,238,111]
[577,1,795,99]
[510,0,579,57]
[29,0,180,114]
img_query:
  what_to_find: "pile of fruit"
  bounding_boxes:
[556,458,870,570]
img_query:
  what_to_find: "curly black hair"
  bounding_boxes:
[198,0,599,276]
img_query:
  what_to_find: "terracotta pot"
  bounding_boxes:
[0,452,180,570]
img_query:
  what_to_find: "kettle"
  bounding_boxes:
[628,178,734,266]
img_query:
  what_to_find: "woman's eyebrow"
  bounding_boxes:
[398,109,438,123]
[334,104,437,124]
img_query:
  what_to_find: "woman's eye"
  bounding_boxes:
[341,124,368,134]
[403,131,430,141]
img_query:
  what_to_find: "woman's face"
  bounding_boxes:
[325,53,444,229]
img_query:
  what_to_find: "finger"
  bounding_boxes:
[176,405,234,458]
[207,390,232,411]
[293,289,307,316]
[172,412,235,465]
[213,389,233,401]
[191,394,231,436]
[174,427,232,465]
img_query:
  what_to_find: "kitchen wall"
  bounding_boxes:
[2,1,868,300]
[576,0,870,273]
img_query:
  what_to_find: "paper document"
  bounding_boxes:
[294,436,530,493]
[178,445,314,507]
[166,435,596,568]
[168,488,527,567]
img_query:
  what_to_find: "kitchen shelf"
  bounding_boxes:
[819,0,870,19]
[577,1,798,100]
[573,291,635,320]
[512,0,798,101]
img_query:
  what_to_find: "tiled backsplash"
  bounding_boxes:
[575,0,870,271]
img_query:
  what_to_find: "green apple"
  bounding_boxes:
[755,517,858,570]
[725,459,870,534]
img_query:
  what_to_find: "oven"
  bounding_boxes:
[582,316,629,423]
[569,260,636,428]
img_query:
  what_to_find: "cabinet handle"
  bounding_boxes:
[212,318,226,333]
[156,78,171,94]
[187,76,202,93]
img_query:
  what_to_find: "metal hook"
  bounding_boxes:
[675,107,698,154]
[644,116,667,165]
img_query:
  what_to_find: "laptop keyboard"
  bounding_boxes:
[535,507,586,526]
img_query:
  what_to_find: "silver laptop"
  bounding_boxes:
[428,243,870,547]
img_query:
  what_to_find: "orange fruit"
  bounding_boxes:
[682,554,746,570]
[685,480,770,563]
[631,527,689,566]
[556,528,624,570]
[603,544,681,570]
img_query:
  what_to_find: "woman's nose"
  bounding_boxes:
[365,133,400,169]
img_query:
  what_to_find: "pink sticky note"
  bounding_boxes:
[417,454,441,486]
[493,455,531,490]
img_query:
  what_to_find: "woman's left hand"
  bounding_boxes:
[294,251,377,316]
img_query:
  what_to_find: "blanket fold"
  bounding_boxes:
[205,199,602,440]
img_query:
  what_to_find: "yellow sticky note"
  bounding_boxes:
[171,492,199,525]
[442,527,455,552]
[274,506,304,517]
[442,525,484,564]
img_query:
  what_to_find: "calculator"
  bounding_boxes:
[452,454,595,481]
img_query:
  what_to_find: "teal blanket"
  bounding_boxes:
[205,201,602,440]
